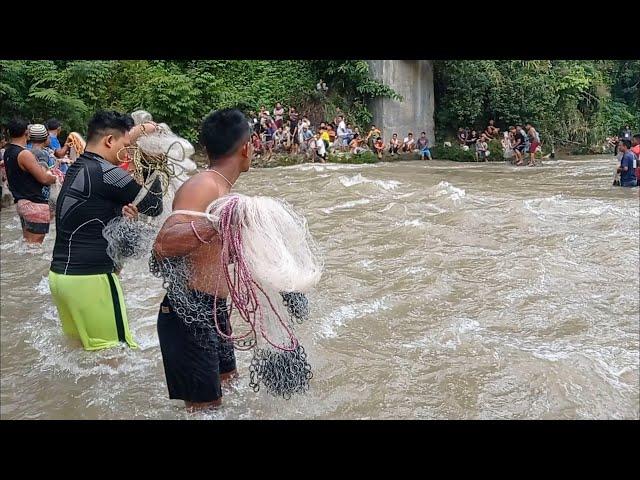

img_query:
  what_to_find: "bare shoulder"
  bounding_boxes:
[17,149,35,161]
[172,172,222,212]
[17,149,36,168]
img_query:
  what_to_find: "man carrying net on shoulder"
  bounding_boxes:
[152,109,253,411]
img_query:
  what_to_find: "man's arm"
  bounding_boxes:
[101,164,163,217]
[129,122,159,143]
[49,135,69,159]
[153,177,222,258]
[54,143,70,159]
[619,156,629,172]
[17,150,57,185]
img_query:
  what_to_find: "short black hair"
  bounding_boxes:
[421,131,426,135]
[87,110,134,143]
[619,139,631,149]
[200,108,250,160]
[633,133,640,140]
[46,118,61,130]
[8,118,28,138]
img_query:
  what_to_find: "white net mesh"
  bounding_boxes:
[103,111,323,398]
[102,110,197,267]
[152,193,323,398]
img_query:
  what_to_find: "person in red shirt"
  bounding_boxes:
[631,134,640,179]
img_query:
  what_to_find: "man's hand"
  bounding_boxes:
[122,203,139,220]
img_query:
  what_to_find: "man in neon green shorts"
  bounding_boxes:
[49,111,163,351]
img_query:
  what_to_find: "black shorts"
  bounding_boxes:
[19,215,50,234]
[157,293,236,403]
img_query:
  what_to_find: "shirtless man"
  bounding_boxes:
[153,108,253,411]
[484,119,499,139]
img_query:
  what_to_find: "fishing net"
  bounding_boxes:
[102,110,197,269]
[151,193,323,397]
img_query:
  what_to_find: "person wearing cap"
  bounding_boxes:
[29,124,66,215]
[28,124,54,169]
[3,119,58,244]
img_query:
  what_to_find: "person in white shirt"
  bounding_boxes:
[336,115,348,151]
[402,132,415,153]
[312,133,326,162]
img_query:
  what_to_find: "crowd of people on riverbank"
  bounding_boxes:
[457,121,544,166]
[247,103,433,162]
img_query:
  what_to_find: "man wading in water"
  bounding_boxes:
[153,109,253,411]
[49,111,163,351]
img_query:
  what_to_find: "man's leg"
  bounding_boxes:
[22,228,46,244]
[19,215,48,244]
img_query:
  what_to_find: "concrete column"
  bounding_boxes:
[367,60,435,146]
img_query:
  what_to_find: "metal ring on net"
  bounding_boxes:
[280,291,310,325]
[247,344,313,399]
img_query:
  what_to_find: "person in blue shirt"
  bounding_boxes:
[616,140,638,187]
[46,119,70,158]
[46,118,73,173]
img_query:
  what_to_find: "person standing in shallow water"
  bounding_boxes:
[616,139,638,187]
[3,119,58,244]
[48,111,163,351]
[153,109,253,412]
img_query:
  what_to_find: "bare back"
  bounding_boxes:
[158,172,230,296]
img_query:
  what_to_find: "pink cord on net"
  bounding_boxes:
[211,195,298,352]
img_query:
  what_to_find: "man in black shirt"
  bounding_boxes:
[48,111,164,351]
[3,119,58,244]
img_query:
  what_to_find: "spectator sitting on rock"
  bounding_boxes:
[251,132,263,156]
[374,136,385,159]
[402,132,416,153]
[388,133,400,156]
[475,134,489,162]
[350,133,365,154]
[416,132,432,160]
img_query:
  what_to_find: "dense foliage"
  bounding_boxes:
[0,60,396,143]
[1,60,637,153]
[433,60,640,151]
